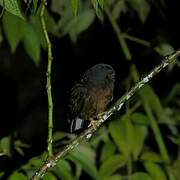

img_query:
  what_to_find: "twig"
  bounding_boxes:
[122,33,164,55]
[31,50,180,180]
[40,0,53,156]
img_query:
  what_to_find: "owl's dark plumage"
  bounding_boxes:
[69,63,115,132]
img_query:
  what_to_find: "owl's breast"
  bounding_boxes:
[80,86,113,120]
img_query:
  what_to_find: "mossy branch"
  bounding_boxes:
[32,50,180,180]
[40,0,53,157]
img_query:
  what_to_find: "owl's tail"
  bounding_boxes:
[70,117,84,132]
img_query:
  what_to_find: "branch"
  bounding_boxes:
[40,0,53,156]
[32,50,180,179]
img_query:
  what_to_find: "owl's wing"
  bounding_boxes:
[69,83,88,132]
[69,83,88,116]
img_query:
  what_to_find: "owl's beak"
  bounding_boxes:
[111,73,115,82]
[107,72,115,82]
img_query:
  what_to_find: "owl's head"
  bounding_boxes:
[81,63,115,87]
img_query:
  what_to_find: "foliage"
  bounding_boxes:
[0,0,179,179]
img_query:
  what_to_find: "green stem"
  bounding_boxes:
[123,33,151,47]
[123,33,166,56]
[105,7,132,61]
[127,156,132,180]
[143,102,170,164]
[40,0,53,157]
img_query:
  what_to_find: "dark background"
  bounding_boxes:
[0,0,180,177]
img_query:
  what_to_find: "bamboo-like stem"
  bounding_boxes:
[40,0,53,157]
[31,50,180,180]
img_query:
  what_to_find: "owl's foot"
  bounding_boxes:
[97,112,106,120]
[88,119,97,130]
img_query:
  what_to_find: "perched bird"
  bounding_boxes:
[69,63,115,132]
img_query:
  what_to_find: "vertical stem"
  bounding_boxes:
[105,7,132,61]
[143,102,170,164]
[40,0,53,156]
[144,103,176,180]
[127,156,132,180]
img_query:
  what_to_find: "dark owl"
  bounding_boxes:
[69,63,115,132]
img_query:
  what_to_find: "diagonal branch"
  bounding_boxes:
[32,50,180,180]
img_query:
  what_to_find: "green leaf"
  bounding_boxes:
[155,43,174,56]
[141,151,163,163]
[127,0,150,23]
[22,157,42,168]
[74,164,82,180]
[112,0,127,19]
[103,174,123,180]
[52,0,95,42]
[62,9,95,42]
[21,155,47,178]
[0,0,24,19]
[91,0,104,21]
[22,23,41,65]
[67,145,98,179]
[144,162,167,180]
[99,154,127,177]
[132,123,148,160]
[52,131,67,141]
[15,147,24,156]
[51,0,68,16]
[90,126,110,148]
[30,13,47,50]
[97,0,105,9]
[109,116,130,157]
[168,135,180,145]
[131,112,149,125]
[33,0,38,13]
[45,11,60,37]
[0,172,4,178]
[100,141,116,163]
[52,159,73,180]
[172,151,180,179]
[8,172,27,180]
[131,172,153,180]
[140,85,164,119]
[0,136,11,156]
[165,83,180,103]
[109,115,147,159]
[43,172,56,180]
[2,12,24,52]
[70,0,79,16]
